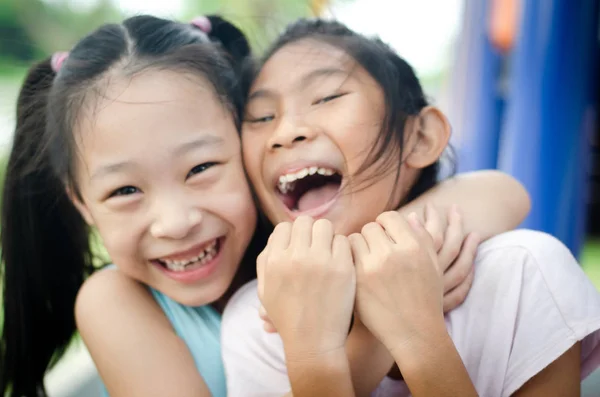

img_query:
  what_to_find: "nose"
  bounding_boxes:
[150,196,203,240]
[267,117,317,150]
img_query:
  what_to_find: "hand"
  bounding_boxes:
[422,204,480,312]
[348,211,445,352]
[257,216,356,358]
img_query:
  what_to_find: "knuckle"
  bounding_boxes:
[273,221,291,233]
[361,222,377,235]
[447,246,461,260]
[375,211,396,224]
[402,238,422,257]
[432,234,444,249]
[295,215,314,225]
[314,218,333,229]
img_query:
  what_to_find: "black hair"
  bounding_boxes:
[253,19,454,206]
[0,15,251,396]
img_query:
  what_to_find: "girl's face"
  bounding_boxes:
[242,39,418,235]
[72,69,257,306]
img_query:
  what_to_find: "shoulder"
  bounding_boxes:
[224,279,260,313]
[222,278,285,364]
[474,229,580,281]
[75,267,158,329]
[75,268,211,395]
[222,279,261,334]
[221,279,290,396]
[474,230,591,302]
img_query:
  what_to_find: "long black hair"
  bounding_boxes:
[252,19,454,205]
[0,15,251,396]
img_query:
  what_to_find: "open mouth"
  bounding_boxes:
[276,166,343,213]
[154,238,222,273]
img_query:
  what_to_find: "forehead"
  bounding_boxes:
[75,69,236,163]
[253,39,362,90]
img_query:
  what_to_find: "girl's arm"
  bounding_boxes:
[397,169,530,240]
[75,269,211,397]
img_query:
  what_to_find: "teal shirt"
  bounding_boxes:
[101,285,226,397]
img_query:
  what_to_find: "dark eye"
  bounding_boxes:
[110,186,140,197]
[313,93,346,105]
[187,162,218,178]
[245,115,275,124]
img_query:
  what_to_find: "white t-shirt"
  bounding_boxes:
[221,230,600,396]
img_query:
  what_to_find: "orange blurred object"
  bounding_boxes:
[311,0,330,16]
[489,0,519,52]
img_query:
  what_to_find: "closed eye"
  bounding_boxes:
[187,162,218,179]
[312,93,347,105]
[109,186,140,198]
[244,114,275,124]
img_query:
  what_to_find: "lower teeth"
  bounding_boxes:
[164,245,217,272]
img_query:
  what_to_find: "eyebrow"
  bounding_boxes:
[174,135,224,156]
[90,136,224,181]
[247,67,348,103]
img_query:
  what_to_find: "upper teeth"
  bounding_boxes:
[277,167,335,194]
[161,240,218,272]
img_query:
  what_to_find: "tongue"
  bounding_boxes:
[297,184,339,212]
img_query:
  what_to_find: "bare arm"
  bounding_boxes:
[398,170,530,240]
[511,343,580,397]
[388,324,478,397]
[75,269,211,397]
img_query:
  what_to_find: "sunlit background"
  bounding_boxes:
[1,0,599,395]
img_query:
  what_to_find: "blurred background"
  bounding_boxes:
[0,0,598,395]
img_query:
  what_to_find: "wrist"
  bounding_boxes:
[285,347,355,396]
[387,320,450,370]
[387,326,477,396]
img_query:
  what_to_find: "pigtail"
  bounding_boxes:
[0,58,94,396]
[205,15,251,65]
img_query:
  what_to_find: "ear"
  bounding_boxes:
[403,106,450,169]
[66,187,95,226]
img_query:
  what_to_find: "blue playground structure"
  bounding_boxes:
[451,0,599,257]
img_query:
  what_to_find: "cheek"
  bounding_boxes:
[93,215,141,262]
[241,134,266,187]
[206,166,257,240]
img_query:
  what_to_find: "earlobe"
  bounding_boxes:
[66,187,95,226]
[404,106,451,169]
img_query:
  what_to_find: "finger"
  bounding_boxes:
[312,218,334,252]
[348,233,369,264]
[443,232,480,293]
[258,304,269,321]
[263,321,278,333]
[438,206,464,272]
[424,203,444,252]
[290,215,314,249]
[332,234,353,264]
[375,211,411,244]
[256,249,267,300]
[362,221,393,252]
[443,264,475,312]
[270,222,292,250]
[407,212,434,247]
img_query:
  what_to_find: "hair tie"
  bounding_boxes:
[51,51,69,72]
[190,16,212,33]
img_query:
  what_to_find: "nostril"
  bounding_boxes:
[293,136,306,143]
[272,143,283,149]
